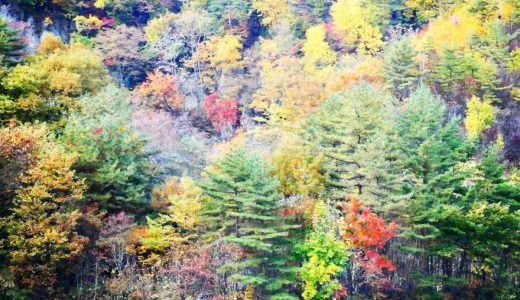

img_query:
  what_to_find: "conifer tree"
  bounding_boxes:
[383,37,419,99]
[434,47,468,95]
[201,148,296,298]
[0,17,26,67]
[305,83,406,215]
[397,86,447,155]
[61,85,155,214]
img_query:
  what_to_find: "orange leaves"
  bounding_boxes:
[341,196,399,250]
[138,69,184,112]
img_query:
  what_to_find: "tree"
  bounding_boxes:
[340,196,398,293]
[403,0,465,24]
[201,148,295,298]
[1,38,108,125]
[433,47,468,95]
[302,24,336,78]
[61,85,155,214]
[145,4,218,71]
[383,36,419,99]
[464,95,495,140]
[203,93,240,132]
[252,0,293,26]
[396,86,447,155]
[94,25,148,86]
[138,177,205,265]
[0,17,26,67]
[297,200,349,300]
[305,0,332,19]
[271,136,326,197]
[251,55,325,127]
[408,145,520,298]
[188,34,243,92]
[205,0,252,28]
[138,69,184,112]
[305,83,406,215]
[330,0,384,54]
[0,123,87,297]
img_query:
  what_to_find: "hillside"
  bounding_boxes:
[0,0,519,299]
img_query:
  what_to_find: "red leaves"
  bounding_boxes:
[93,127,103,135]
[101,17,116,29]
[203,93,240,131]
[340,196,399,280]
[341,196,399,250]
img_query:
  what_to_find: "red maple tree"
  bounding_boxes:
[203,93,240,132]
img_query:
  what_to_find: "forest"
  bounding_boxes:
[0,0,519,299]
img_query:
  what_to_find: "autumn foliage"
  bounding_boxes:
[340,196,399,287]
[138,69,184,112]
[203,93,240,131]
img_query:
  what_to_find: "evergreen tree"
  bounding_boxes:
[201,148,296,298]
[434,47,468,95]
[205,0,252,27]
[305,82,407,215]
[61,85,156,214]
[0,17,25,67]
[383,36,419,99]
[397,86,447,154]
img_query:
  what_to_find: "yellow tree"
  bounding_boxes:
[330,0,384,54]
[0,124,87,295]
[302,24,336,78]
[464,95,496,139]
[138,177,205,264]
[252,56,325,127]
[1,35,108,125]
[188,34,243,92]
[252,0,294,27]
[271,135,326,197]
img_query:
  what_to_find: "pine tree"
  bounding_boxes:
[305,82,407,215]
[397,86,447,154]
[61,85,156,214]
[383,36,419,99]
[0,17,25,67]
[434,47,468,95]
[201,148,296,298]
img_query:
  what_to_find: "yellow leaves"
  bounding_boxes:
[326,55,385,94]
[252,56,325,126]
[140,177,205,264]
[210,34,243,70]
[37,32,65,55]
[331,0,384,54]
[94,0,107,8]
[74,15,102,31]
[191,34,243,71]
[144,13,176,43]
[302,25,336,77]
[0,124,87,289]
[252,0,293,26]
[271,135,326,196]
[419,5,483,52]
[49,70,82,94]
[43,17,53,25]
[464,96,496,139]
